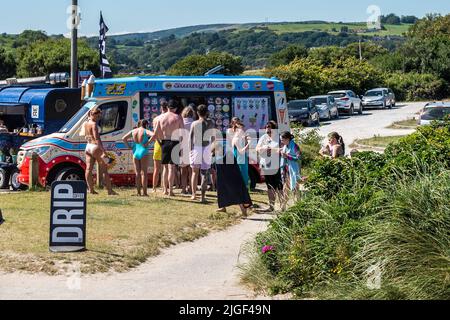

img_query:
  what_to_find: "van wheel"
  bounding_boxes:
[56,167,85,183]
[0,168,10,189]
[10,169,27,191]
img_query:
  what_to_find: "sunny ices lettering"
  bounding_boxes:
[164,82,235,91]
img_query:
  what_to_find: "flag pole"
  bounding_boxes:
[70,0,79,88]
[99,11,103,79]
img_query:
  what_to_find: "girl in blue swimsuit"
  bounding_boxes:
[122,120,154,196]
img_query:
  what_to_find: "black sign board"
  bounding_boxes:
[50,181,87,253]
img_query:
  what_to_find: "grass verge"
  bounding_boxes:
[0,188,267,275]
[351,135,404,149]
[387,119,419,129]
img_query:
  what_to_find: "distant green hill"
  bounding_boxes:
[1,20,413,75]
[105,21,412,44]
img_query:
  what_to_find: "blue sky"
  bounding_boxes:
[0,0,449,36]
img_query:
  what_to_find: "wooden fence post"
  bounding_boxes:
[29,152,39,189]
[96,162,103,189]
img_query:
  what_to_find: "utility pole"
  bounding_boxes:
[70,0,79,88]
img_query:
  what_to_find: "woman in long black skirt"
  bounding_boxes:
[214,150,253,217]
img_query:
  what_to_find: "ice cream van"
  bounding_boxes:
[17,76,290,188]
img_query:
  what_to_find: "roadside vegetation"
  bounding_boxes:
[241,120,450,300]
[0,190,268,274]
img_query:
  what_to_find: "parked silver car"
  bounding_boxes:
[362,88,396,109]
[328,90,363,115]
[418,102,450,126]
[309,95,339,121]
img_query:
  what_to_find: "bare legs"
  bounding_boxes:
[191,167,209,203]
[141,156,149,196]
[181,166,192,194]
[153,160,161,193]
[134,156,149,196]
[167,164,176,197]
[134,158,142,196]
[85,151,97,195]
[85,148,116,196]
[191,167,199,201]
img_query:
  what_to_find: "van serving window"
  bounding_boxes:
[99,101,128,135]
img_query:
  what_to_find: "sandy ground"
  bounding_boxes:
[0,102,425,300]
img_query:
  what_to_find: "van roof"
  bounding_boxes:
[95,75,283,83]
[0,86,78,105]
[93,75,285,97]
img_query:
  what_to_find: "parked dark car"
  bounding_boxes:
[288,100,320,127]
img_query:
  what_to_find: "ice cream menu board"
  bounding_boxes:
[207,96,232,133]
[233,97,270,131]
[141,94,168,130]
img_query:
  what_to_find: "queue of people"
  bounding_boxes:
[82,100,319,216]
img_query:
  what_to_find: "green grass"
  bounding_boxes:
[388,119,419,129]
[352,135,405,149]
[268,23,412,36]
[0,188,268,275]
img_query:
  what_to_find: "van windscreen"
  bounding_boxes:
[59,105,90,133]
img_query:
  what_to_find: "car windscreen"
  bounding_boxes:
[365,91,383,97]
[59,105,90,133]
[421,107,450,121]
[329,93,346,98]
[311,98,327,105]
[289,101,309,110]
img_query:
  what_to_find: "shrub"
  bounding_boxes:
[383,72,449,101]
[242,120,450,299]
[291,126,323,170]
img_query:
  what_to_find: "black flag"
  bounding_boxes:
[99,12,112,79]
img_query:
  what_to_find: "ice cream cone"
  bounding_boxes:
[81,79,87,100]
[279,109,286,123]
[86,75,96,98]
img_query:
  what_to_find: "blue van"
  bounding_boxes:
[0,86,80,189]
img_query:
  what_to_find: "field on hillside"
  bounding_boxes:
[268,22,412,36]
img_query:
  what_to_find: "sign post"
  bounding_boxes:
[50,181,87,253]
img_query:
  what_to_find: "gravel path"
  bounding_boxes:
[0,102,424,300]
[311,102,424,152]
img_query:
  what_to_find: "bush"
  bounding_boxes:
[383,72,449,101]
[271,57,382,100]
[242,120,450,299]
[291,126,323,170]
[166,51,244,76]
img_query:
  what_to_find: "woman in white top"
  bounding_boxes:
[180,106,195,195]
[256,121,284,212]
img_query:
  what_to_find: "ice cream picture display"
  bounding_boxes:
[207,96,232,132]
[233,97,270,130]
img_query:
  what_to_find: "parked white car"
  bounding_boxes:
[328,90,363,115]
[419,102,450,126]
